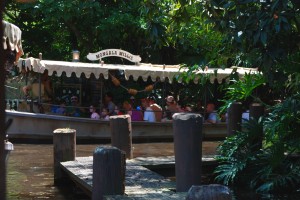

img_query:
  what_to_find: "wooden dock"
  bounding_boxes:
[60,156,216,199]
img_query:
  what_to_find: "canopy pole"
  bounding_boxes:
[38,73,41,105]
[0,0,7,198]
[38,53,42,105]
[203,80,207,119]
[100,75,103,110]
[162,64,166,111]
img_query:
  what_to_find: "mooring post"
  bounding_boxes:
[250,103,264,121]
[92,146,125,200]
[173,113,203,192]
[110,114,133,159]
[53,128,76,185]
[227,102,243,136]
[186,184,232,200]
[250,103,265,150]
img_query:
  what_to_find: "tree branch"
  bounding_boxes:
[64,19,92,53]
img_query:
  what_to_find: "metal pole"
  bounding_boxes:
[38,53,42,104]
[38,73,41,104]
[100,75,103,109]
[0,1,7,199]
[162,64,166,111]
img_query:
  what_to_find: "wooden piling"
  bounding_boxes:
[227,102,243,136]
[110,114,133,159]
[92,146,125,200]
[53,128,76,185]
[250,103,265,150]
[173,113,203,192]
[250,103,264,121]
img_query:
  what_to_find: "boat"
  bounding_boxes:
[6,110,227,142]
[5,50,258,142]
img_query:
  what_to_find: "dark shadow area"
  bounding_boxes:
[8,137,176,144]
[55,177,90,200]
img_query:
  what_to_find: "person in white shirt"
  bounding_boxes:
[242,109,250,123]
[148,95,162,122]
[141,98,156,122]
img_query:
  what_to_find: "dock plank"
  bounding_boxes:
[60,156,216,199]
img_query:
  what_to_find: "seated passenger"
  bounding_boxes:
[66,96,81,117]
[205,102,220,124]
[89,105,100,119]
[242,109,250,123]
[131,106,143,121]
[100,107,110,120]
[148,95,162,122]
[56,100,66,115]
[122,101,133,116]
[141,98,156,122]
[104,92,116,116]
[162,95,181,121]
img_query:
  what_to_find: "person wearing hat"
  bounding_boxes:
[163,95,181,121]
[148,95,162,122]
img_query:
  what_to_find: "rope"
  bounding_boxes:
[109,72,159,95]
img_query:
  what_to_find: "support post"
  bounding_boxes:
[110,114,133,159]
[250,103,264,150]
[92,146,125,200]
[227,102,243,136]
[173,113,203,192]
[250,103,264,121]
[53,128,76,185]
[0,3,6,197]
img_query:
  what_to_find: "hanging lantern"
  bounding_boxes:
[72,50,80,62]
[111,75,120,86]
[128,89,138,96]
[144,84,153,92]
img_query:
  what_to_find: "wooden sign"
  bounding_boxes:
[87,49,141,63]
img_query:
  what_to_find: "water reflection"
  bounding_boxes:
[9,142,299,200]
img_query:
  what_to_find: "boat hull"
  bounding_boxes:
[6,111,227,141]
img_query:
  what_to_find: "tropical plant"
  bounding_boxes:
[219,72,266,114]
[215,93,300,193]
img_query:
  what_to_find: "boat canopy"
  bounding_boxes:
[2,20,23,56]
[17,57,258,83]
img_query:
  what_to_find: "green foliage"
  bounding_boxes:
[215,94,300,193]
[4,0,225,65]
[215,118,264,185]
[264,93,300,153]
[199,0,300,90]
[219,73,265,113]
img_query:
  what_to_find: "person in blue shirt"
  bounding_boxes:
[206,102,220,124]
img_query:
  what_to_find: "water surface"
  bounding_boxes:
[7,142,219,199]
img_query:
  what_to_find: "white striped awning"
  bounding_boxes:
[17,57,258,83]
[2,20,23,55]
